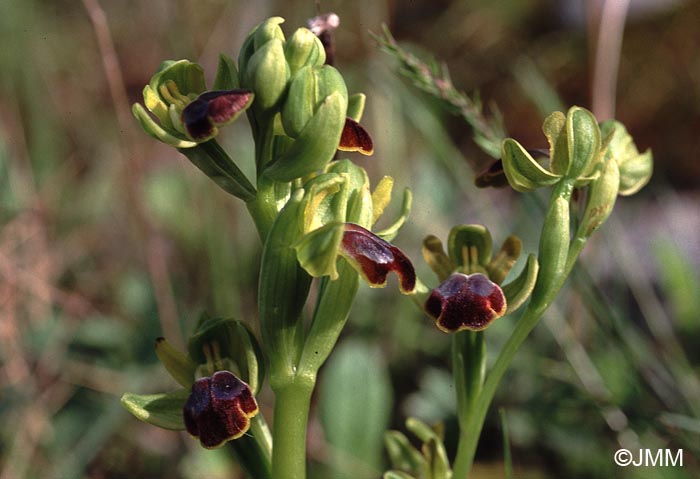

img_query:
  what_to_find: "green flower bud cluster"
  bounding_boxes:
[237,17,357,181]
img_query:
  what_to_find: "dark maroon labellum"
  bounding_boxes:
[338,117,374,156]
[341,223,416,293]
[183,370,259,448]
[475,159,508,188]
[425,273,506,332]
[182,89,253,141]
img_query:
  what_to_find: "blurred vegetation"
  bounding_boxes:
[1,0,699,478]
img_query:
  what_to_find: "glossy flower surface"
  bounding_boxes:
[183,371,259,449]
[181,89,253,141]
[425,273,506,332]
[340,223,415,293]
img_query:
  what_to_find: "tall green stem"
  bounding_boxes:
[452,179,576,478]
[271,377,315,479]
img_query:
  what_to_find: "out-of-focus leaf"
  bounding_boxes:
[319,339,393,478]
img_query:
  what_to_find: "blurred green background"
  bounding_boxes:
[1,0,699,478]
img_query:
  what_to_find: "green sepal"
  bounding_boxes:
[264,91,347,181]
[448,224,492,274]
[245,38,290,113]
[294,221,344,280]
[120,388,189,431]
[258,190,313,386]
[501,138,561,192]
[285,27,326,75]
[187,317,266,394]
[543,111,568,175]
[576,157,620,238]
[422,235,455,282]
[132,103,197,148]
[566,106,601,179]
[155,337,197,388]
[599,120,653,195]
[486,235,522,285]
[384,430,428,475]
[347,93,366,122]
[502,253,539,314]
[212,53,239,90]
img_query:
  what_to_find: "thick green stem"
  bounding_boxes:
[246,174,278,241]
[452,331,485,432]
[245,121,278,241]
[271,377,315,479]
[452,180,576,478]
[452,299,547,478]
